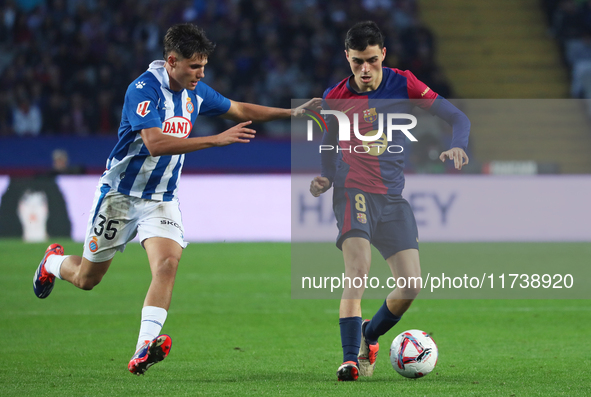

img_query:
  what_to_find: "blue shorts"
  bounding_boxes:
[333,187,419,259]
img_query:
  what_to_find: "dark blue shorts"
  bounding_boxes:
[333,187,419,259]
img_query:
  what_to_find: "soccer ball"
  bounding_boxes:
[389,329,438,378]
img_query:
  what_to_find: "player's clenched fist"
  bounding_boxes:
[310,176,331,197]
[215,121,256,146]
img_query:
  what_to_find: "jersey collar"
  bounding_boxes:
[148,60,172,91]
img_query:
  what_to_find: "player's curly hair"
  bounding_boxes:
[345,21,384,51]
[163,23,216,59]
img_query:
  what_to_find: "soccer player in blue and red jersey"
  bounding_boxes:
[32,23,318,375]
[309,21,470,381]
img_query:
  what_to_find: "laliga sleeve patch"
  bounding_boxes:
[136,101,151,117]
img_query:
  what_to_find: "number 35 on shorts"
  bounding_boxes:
[93,214,119,240]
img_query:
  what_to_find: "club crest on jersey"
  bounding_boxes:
[357,213,367,224]
[136,101,151,117]
[89,236,99,252]
[162,116,192,139]
[363,108,378,123]
[186,98,194,113]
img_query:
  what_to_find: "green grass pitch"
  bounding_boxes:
[1,240,590,396]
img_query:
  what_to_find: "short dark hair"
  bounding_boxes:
[163,23,216,60]
[345,21,384,51]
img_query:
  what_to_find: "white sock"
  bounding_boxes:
[136,306,168,351]
[44,255,68,280]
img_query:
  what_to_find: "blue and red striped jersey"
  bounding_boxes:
[321,68,439,195]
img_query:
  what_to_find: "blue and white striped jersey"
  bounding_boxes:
[100,60,231,201]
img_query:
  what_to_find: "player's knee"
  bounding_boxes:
[345,259,371,276]
[399,284,421,299]
[155,256,179,278]
[346,267,370,281]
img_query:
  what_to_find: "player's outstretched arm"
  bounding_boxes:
[439,147,469,170]
[221,98,322,122]
[310,176,331,197]
[141,121,256,157]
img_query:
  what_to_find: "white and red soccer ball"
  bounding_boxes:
[389,329,438,378]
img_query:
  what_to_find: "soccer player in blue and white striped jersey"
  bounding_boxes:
[33,23,319,375]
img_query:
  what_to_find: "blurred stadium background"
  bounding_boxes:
[3,0,591,177]
[1,0,590,241]
[2,1,591,395]
[1,0,591,242]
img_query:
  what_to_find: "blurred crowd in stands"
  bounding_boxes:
[0,0,453,138]
[542,0,591,99]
